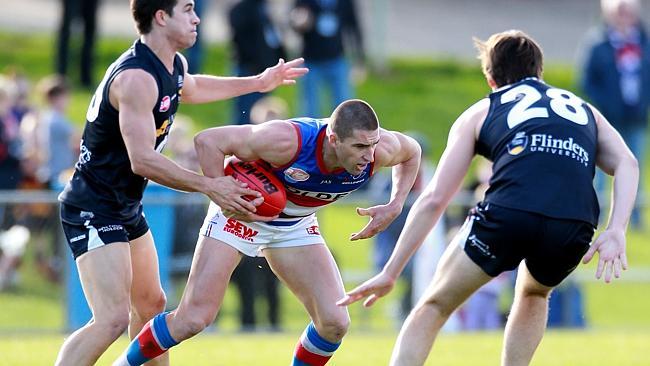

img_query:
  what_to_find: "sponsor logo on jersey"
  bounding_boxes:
[79,210,94,219]
[156,119,171,138]
[285,186,351,202]
[306,225,320,235]
[159,96,171,112]
[77,140,92,166]
[351,170,367,180]
[468,234,495,259]
[341,169,369,185]
[530,133,589,166]
[223,218,259,242]
[507,132,528,156]
[70,234,87,243]
[97,224,123,233]
[178,75,184,88]
[284,167,310,182]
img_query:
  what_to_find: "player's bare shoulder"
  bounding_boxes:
[455,97,491,139]
[109,68,158,109]
[374,128,421,168]
[250,119,301,167]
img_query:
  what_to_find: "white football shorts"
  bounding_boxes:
[199,202,325,257]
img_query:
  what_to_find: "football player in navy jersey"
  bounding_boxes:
[55,0,307,365]
[338,30,639,366]
[113,99,422,366]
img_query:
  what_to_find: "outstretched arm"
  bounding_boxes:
[180,57,308,104]
[339,99,488,307]
[350,130,421,240]
[113,69,262,216]
[582,106,639,283]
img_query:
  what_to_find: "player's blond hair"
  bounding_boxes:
[474,30,544,87]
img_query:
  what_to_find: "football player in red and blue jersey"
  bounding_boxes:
[114,99,422,366]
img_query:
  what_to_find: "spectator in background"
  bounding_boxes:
[16,75,77,284]
[370,132,432,324]
[164,115,210,297]
[290,0,364,117]
[185,0,205,74]
[230,96,288,331]
[580,0,650,229]
[229,0,286,124]
[4,68,33,124]
[56,0,101,87]
[36,75,77,189]
[0,76,29,291]
[457,159,508,331]
[0,77,22,191]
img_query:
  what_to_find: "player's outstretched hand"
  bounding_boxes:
[337,272,396,308]
[258,58,309,93]
[205,176,275,222]
[582,228,628,283]
[350,203,402,241]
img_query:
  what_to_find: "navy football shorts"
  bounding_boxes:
[60,202,150,259]
[455,201,594,287]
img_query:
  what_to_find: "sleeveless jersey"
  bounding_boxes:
[477,77,599,226]
[59,39,184,220]
[268,118,374,226]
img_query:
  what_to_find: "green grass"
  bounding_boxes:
[1,31,649,339]
[0,330,649,365]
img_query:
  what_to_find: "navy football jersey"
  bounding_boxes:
[59,39,184,219]
[476,78,599,226]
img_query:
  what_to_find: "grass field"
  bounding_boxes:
[1,330,649,365]
[1,32,650,364]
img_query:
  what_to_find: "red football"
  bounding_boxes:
[224,157,287,217]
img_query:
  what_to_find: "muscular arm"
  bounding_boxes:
[375,130,422,211]
[180,55,308,104]
[112,69,261,215]
[348,130,421,241]
[583,106,638,282]
[338,100,488,306]
[194,120,299,178]
[382,100,488,279]
[112,69,207,192]
[592,107,639,230]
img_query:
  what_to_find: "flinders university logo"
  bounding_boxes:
[507,132,528,156]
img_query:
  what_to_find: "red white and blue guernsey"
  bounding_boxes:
[270,117,375,226]
[200,118,375,257]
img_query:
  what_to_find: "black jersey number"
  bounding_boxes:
[501,85,589,129]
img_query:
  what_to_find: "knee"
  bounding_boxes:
[416,296,455,320]
[132,290,167,320]
[315,313,350,342]
[174,306,217,339]
[93,310,130,340]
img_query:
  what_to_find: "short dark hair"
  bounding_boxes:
[330,99,379,140]
[131,0,177,35]
[474,30,544,87]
